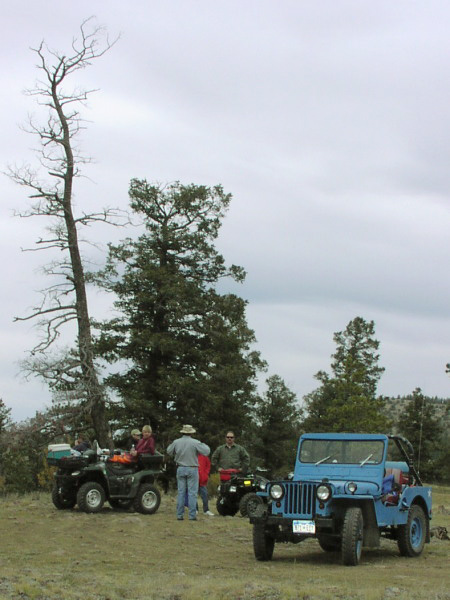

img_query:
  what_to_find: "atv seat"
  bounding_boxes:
[220,469,239,482]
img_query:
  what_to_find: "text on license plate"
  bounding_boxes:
[293,520,315,534]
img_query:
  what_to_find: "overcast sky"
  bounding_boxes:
[1,1,449,422]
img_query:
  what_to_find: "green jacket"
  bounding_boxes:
[211,443,250,473]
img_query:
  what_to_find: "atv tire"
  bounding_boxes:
[239,492,259,517]
[77,481,106,513]
[216,497,238,516]
[133,483,161,514]
[51,484,76,510]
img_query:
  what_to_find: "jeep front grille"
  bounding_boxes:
[275,482,317,518]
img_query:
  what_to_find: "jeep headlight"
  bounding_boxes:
[316,484,332,502]
[259,480,267,491]
[347,482,358,494]
[269,484,284,500]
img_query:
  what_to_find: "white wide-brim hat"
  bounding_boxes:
[180,424,196,434]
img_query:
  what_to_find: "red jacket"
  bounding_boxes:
[198,454,211,487]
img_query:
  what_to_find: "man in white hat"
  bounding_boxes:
[166,425,210,521]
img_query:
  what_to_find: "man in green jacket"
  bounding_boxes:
[211,431,250,474]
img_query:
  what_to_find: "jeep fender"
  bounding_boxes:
[331,499,380,547]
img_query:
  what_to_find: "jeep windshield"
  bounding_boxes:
[300,439,384,465]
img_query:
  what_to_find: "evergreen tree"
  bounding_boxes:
[396,388,442,481]
[0,399,11,433]
[95,180,265,443]
[303,317,388,433]
[253,375,302,476]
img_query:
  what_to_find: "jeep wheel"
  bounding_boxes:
[239,492,259,517]
[77,482,106,513]
[397,504,426,557]
[318,535,341,552]
[51,484,76,510]
[253,523,275,561]
[216,497,238,517]
[109,498,134,510]
[342,506,363,566]
[134,483,161,514]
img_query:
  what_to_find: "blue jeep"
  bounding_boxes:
[248,433,432,566]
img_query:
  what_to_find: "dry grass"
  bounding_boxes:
[0,486,449,600]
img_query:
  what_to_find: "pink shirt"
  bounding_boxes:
[135,435,155,455]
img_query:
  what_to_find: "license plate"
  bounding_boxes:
[293,520,315,534]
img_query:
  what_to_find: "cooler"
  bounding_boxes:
[47,444,71,460]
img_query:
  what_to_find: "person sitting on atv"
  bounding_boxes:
[130,425,155,457]
[73,434,91,453]
[211,431,250,475]
[125,429,141,451]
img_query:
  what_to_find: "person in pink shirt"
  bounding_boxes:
[130,425,155,456]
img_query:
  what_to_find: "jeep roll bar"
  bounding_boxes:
[387,435,423,486]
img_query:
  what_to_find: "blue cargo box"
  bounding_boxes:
[47,444,71,460]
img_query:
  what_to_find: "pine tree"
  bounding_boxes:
[303,317,388,433]
[397,388,442,481]
[95,180,265,442]
[253,375,302,475]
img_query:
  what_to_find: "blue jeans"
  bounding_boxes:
[176,466,199,520]
[199,485,209,512]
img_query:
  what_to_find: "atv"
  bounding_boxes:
[216,468,269,517]
[48,447,164,515]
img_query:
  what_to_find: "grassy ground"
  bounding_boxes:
[0,486,449,600]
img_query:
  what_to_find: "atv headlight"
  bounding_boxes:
[269,484,284,500]
[243,480,252,486]
[229,485,237,493]
[259,480,267,491]
[316,484,332,502]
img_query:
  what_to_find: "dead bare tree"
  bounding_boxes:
[7,18,122,447]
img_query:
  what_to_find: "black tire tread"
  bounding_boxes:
[133,483,161,514]
[76,481,105,513]
[253,523,275,561]
[51,484,76,510]
[397,504,426,557]
[239,492,258,517]
[341,506,363,566]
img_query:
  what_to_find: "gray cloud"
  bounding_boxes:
[1,0,449,421]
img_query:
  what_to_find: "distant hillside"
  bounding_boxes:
[382,395,449,433]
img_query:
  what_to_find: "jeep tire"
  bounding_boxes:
[253,523,275,561]
[397,504,426,557]
[342,506,363,566]
[51,484,76,510]
[77,481,106,513]
[134,483,161,514]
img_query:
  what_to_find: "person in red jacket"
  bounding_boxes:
[183,453,214,516]
[198,453,214,516]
